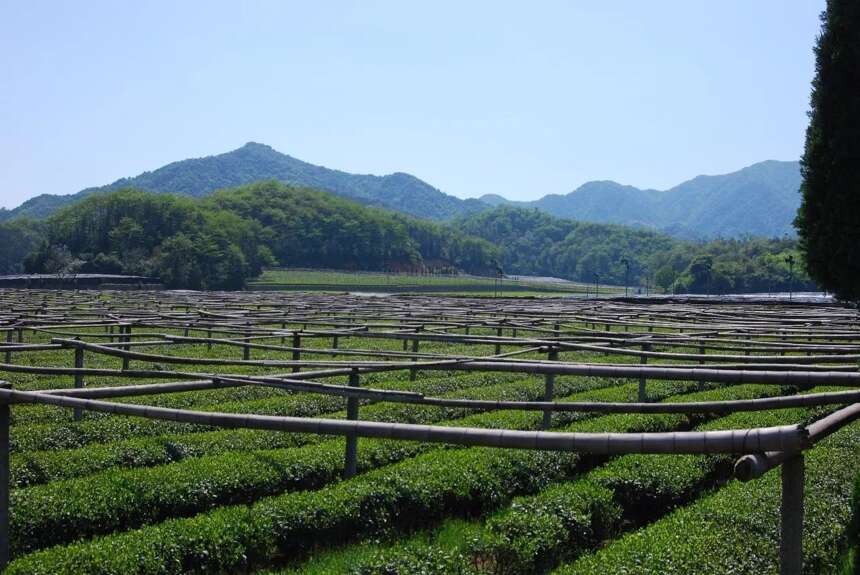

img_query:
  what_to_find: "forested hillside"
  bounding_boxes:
[481,160,801,239]
[2,143,801,239]
[1,143,485,222]
[7,183,815,294]
[458,207,814,293]
[21,182,499,289]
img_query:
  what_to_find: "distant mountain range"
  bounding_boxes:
[481,160,801,239]
[0,142,801,239]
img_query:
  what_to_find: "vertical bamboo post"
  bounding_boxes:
[3,331,11,364]
[121,325,131,371]
[0,381,9,570]
[495,326,503,356]
[344,370,360,478]
[331,335,339,358]
[292,331,301,373]
[698,343,706,391]
[780,454,805,575]
[243,323,252,360]
[207,328,212,351]
[74,343,84,421]
[15,328,22,344]
[639,343,650,402]
[410,336,420,381]
[542,348,558,429]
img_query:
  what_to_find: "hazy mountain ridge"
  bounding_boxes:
[480,160,801,239]
[1,143,801,238]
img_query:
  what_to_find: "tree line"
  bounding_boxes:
[1,182,817,293]
[457,207,815,294]
[14,182,501,289]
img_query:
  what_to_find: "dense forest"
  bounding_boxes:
[457,207,815,294]
[4,183,815,293]
[19,182,500,289]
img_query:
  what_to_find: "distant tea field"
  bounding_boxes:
[248,268,617,296]
[0,289,858,574]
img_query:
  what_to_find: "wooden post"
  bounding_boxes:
[542,348,558,429]
[74,345,85,421]
[495,326,503,356]
[780,454,805,575]
[183,324,190,337]
[410,337,420,381]
[121,325,131,371]
[639,343,650,402]
[698,343,705,391]
[207,328,212,351]
[3,331,11,364]
[344,370,360,478]
[292,332,301,373]
[243,338,250,361]
[15,328,22,344]
[331,335,339,357]
[0,384,9,570]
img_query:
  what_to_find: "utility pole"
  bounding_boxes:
[785,254,795,301]
[621,258,630,297]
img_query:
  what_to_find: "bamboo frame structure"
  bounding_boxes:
[0,289,859,573]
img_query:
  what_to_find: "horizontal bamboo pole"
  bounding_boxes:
[0,388,807,455]
[413,389,860,414]
[735,402,860,481]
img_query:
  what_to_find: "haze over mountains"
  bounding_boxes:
[481,160,801,239]
[1,142,801,239]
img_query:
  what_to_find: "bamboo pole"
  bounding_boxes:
[344,370,360,478]
[0,382,8,570]
[780,454,804,575]
[0,387,809,455]
[73,344,84,421]
[639,343,650,402]
[292,332,301,373]
[543,348,558,429]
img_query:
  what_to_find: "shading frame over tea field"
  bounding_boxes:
[0,290,858,574]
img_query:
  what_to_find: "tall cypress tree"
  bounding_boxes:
[795,0,860,301]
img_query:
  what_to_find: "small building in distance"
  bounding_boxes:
[0,274,162,290]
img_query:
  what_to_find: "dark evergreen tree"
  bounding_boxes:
[795,0,860,301]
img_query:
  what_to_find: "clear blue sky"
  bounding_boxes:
[1,0,824,209]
